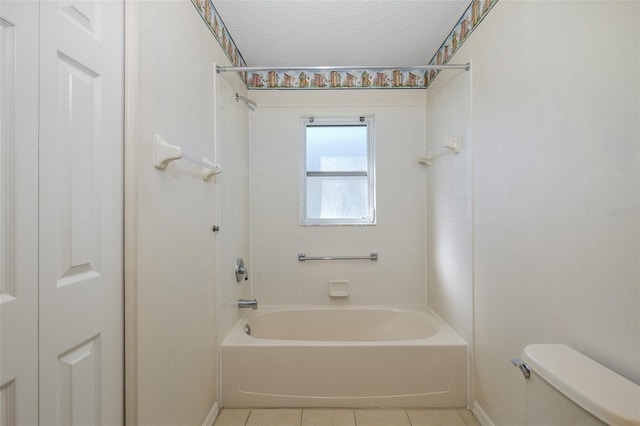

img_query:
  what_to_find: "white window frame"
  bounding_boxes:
[300,116,376,226]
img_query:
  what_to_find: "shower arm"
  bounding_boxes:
[235,93,257,111]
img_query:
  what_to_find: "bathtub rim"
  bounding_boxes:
[222,305,467,347]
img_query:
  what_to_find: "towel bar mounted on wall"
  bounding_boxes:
[153,135,222,181]
[298,253,379,262]
[418,136,462,167]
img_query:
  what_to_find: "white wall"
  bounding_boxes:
[425,68,474,406]
[427,1,640,424]
[131,1,249,423]
[426,70,473,347]
[249,90,427,306]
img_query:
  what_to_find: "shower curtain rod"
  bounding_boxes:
[216,63,470,73]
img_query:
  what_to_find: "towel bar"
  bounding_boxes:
[298,253,378,262]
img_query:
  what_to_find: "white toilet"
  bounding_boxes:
[515,344,640,425]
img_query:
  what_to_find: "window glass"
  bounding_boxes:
[306,176,369,220]
[306,126,368,172]
[301,118,375,225]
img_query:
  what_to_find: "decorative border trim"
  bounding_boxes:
[191,0,248,83]
[247,69,430,90]
[425,0,498,88]
[193,0,498,90]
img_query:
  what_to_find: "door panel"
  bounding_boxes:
[0,2,39,424]
[57,336,101,425]
[38,0,124,423]
[54,52,102,289]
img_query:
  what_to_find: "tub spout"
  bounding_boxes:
[238,299,258,310]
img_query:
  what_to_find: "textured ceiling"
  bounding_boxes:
[212,1,472,68]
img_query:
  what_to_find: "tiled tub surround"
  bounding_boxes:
[249,91,428,307]
[221,307,467,408]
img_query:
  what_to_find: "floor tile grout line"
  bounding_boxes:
[214,407,479,426]
[457,408,466,426]
[404,409,413,426]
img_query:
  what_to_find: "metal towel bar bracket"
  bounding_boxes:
[298,253,378,262]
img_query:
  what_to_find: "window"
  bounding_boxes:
[301,117,375,225]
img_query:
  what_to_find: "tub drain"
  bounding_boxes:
[244,324,251,336]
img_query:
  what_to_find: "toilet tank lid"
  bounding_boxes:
[522,344,640,426]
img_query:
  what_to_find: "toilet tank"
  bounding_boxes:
[520,344,640,426]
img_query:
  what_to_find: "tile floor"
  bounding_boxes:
[213,408,480,426]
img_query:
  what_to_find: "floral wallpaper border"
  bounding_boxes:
[425,0,498,88]
[191,0,248,83]
[192,0,498,90]
[246,69,432,90]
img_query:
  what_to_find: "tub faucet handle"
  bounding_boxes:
[235,258,248,282]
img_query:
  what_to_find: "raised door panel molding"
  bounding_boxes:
[58,1,102,40]
[55,52,102,288]
[0,380,16,426]
[57,336,101,425]
[0,17,16,301]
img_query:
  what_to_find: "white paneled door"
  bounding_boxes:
[38,0,124,424]
[0,1,40,424]
[0,0,124,424]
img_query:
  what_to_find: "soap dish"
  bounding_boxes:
[329,280,349,298]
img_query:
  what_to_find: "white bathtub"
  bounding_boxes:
[221,307,468,408]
